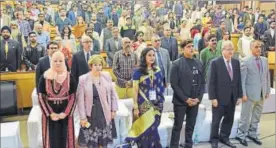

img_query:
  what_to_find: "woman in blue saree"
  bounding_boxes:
[125,48,165,148]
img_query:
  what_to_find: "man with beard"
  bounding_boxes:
[120,17,136,40]
[34,23,50,49]
[100,19,114,51]
[97,8,108,28]
[264,21,275,87]
[23,32,46,71]
[16,10,32,43]
[0,26,21,72]
[238,26,254,59]
[24,11,35,31]
[10,21,26,49]
[90,14,102,35]
[36,13,51,32]
[112,37,138,98]
[200,34,221,79]
[55,8,72,35]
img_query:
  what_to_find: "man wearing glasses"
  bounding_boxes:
[208,41,242,148]
[152,34,171,89]
[23,32,45,71]
[71,35,96,84]
[200,34,221,79]
[112,37,138,99]
[35,41,69,88]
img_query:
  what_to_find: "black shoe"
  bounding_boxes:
[220,139,237,148]
[211,142,218,148]
[235,137,248,146]
[247,136,262,145]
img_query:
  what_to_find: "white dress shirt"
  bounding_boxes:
[270,29,275,38]
[223,57,233,73]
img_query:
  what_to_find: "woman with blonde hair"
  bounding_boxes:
[37,51,77,148]
[77,55,118,148]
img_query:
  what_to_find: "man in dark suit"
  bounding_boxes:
[161,27,178,61]
[106,27,122,67]
[71,35,96,83]
[208,40,243,148]
[77,28,100,53]
[35,41,69,87]
[263,21,275,87]
[170,39,205,148]
[0,26,21,72]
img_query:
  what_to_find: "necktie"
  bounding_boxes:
[226,61,233,80]
[156,50,165,77]
[256,57,261,72]
[86,52,89,63]
[5,41,8,58]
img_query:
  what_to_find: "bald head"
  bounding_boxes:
[34,23,43,33]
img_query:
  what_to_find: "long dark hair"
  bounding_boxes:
[139,48,157,75]
[61,26,72,39]
[134,31,144,42]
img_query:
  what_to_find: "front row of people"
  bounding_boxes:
[37,39,270,148]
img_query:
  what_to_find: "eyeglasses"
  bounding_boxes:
[29,35,37,38]
[155,39,161,42]
[210,39,217,42]
[124,41,130,43]
[49,47,58,49]
[83,41,92,43]
[139,35,144,37]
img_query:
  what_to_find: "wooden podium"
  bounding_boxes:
[0,72,35,109]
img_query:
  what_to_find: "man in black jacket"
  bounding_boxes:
[208,40,243,148]
[71,35,96,84]
[170,39,205,148]
[35,41,69,88]
[23,32,46,71]
[0,26,22,72]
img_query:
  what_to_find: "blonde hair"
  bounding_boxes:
[88,54,105,67]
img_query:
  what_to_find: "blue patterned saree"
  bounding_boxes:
[125,68,165,148]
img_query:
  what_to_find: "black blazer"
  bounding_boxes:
[71,50,96,83]
[170,57,205,106]
[35,56,69,88]
[264,30,276,51]
[0,39,22,72]
[208,57,243,105]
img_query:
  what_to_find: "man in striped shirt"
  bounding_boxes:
[112,37,138,93]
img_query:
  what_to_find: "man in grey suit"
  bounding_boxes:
[152,34,171,87]
[160,27,178,61]
[236,40,271,146]
[105,27,122,67]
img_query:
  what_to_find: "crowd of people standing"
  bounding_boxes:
[0,0,275,148]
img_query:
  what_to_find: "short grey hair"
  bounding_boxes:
[221,40,234,51]
[151,34,160,42]
[81,35,92,42]
[250,40,262,49]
